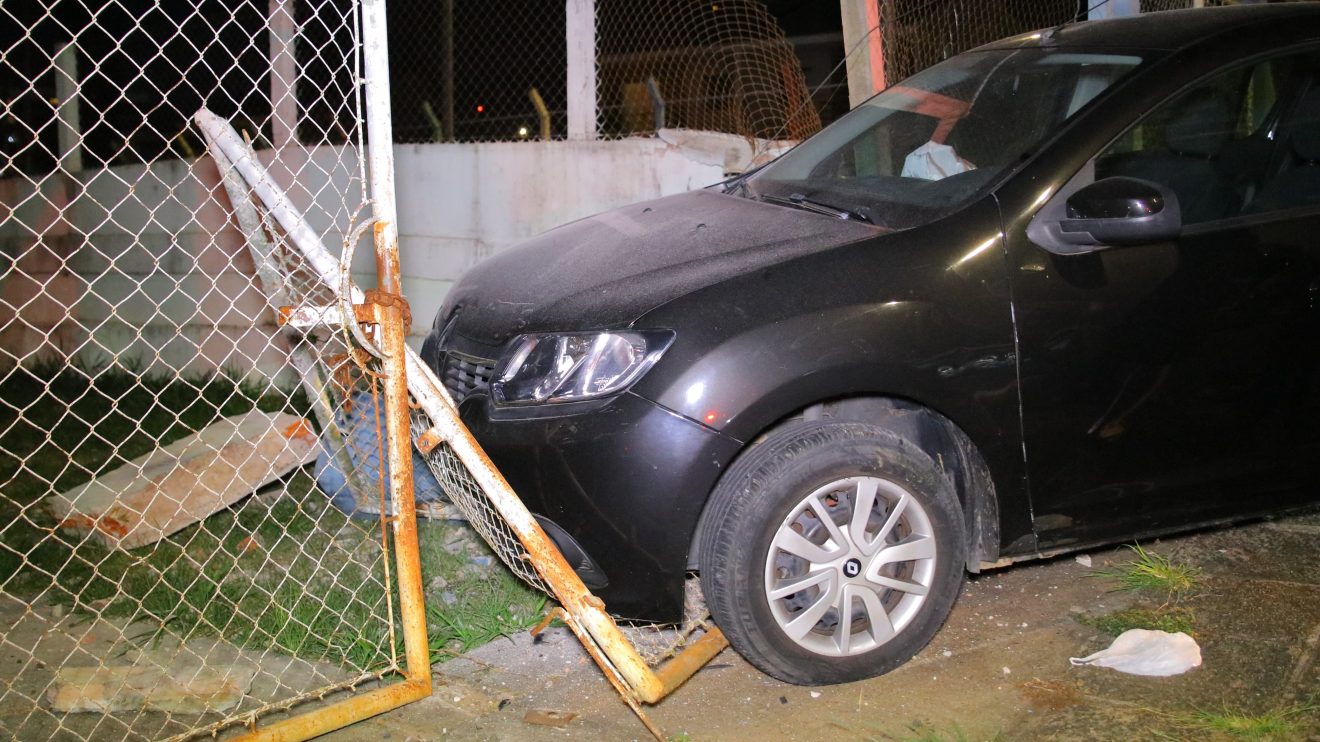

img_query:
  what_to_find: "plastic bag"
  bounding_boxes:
[1069,628,1202,677]
[901,140,975,181]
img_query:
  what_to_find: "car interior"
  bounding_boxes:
[1097,52,1320,225]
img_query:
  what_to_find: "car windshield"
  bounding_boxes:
[743,48,1148,230]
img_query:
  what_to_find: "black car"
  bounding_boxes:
[422,5,1320,684]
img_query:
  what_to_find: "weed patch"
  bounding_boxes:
[1094,543,1199,600]
[1157,701,1318,741]
[1079,606,1196,636]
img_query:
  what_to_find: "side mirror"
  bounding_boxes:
[1058,176,1181,246]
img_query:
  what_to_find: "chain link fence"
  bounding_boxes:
[876,0,1080,85]
[203,109,727,740]
[0,0,439,738]
[875,1,1273,87]
[388,0,819,144]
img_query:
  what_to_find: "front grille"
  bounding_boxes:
[441,352,495,404]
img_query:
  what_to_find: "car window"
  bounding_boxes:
[1095,55,1295,225]
[744,49,1147,231]
[1246,56,1320,215]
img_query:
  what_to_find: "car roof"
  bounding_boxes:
[981,4,1320,53]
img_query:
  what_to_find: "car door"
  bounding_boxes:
[1004,49,1320,549]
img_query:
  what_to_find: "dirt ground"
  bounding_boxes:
[323,511,1320,742]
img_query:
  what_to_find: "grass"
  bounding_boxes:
[1094,543,1200,601]
[1157,701,1318,741]
[0,360,547,674]
[1079,606,1196,636]
[832,720,1003,742]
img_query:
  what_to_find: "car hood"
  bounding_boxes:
[439,188,882,346]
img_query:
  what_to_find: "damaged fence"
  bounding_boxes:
[0,0,437,738]
[198,104,729,740]
[2,0,727,739]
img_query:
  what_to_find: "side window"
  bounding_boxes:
[1095,57,1290,225]
[1248,56,1320,215]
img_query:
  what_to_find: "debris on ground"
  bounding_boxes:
[1069,628,1202,676]
[313,391,460,521]
[46,659,257,714]
[1075,554,1092,567]
[522,708,577,727]
[46,411,318,549]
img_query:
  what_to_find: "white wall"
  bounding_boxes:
[0,130,776,377]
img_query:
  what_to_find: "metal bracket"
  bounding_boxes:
[414,426,446,456]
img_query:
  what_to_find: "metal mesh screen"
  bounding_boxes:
[409,426,552,595]
[413,430,712,667]
[202,109,722,740]
[0,1,429,739]
[596,0,820,140]
[877,0,1080,84]
[387,0,819,144]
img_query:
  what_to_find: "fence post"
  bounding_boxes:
[268,0,299,148]
[359,0,432,693]
[442,0,455,141]
[841,0,886,109]
[566,0,597,140]
[53,41,82,173]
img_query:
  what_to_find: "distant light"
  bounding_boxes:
[517,126,529,138]
[704,411,717,423]
[711,3,720,9]
[476,104,485,113]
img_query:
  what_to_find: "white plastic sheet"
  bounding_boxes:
[901,141,976,181]
[1070,629,1202,677]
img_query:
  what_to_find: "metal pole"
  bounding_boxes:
[645,76,665,132]
[360,0,432,696]
[565,0,597,140]
[268,0,299,148]
[529,88,552,141]
[442,0,455,141]
[54,41,82,173]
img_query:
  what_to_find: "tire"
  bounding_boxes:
[699,420,966,685]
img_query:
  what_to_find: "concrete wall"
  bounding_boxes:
[0,130,771,377]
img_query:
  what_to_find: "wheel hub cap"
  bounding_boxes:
[763,476,937,657]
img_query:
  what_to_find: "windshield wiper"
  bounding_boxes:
[719,162,769,198]
[760,192,873,224]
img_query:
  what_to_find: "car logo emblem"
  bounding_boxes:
[843,558,862,578]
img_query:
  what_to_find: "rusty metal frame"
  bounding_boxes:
[195,1,433,739]
[194,0,728,728]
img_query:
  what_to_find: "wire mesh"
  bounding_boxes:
[876,0,1079,85]
[387,0,819,144]
[596,0,820,140]
[0,1,428,739]
[201,111,725,740]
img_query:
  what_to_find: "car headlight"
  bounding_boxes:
[491,330,674,406]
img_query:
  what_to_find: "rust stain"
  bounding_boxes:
[414,426,444,456]
[282,418,316,443]
[94,516,130,538]
[57,514,129,539]
[57,515,97,532]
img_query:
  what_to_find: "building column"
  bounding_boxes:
[566,0,597,140]
[841,0,885,109]
[269,0,298,148]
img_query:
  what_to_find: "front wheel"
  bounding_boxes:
[699,420,966,684]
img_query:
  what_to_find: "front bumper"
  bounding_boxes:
[422,335,742,622]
